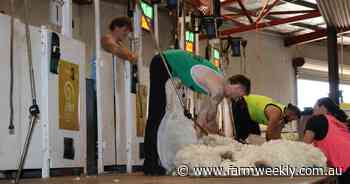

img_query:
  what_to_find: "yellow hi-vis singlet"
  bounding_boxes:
[243,95,285,125]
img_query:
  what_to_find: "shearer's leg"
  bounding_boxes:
[232,98,249,140]
[143,55,169,176]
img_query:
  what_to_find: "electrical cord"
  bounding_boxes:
[8,0,15,134]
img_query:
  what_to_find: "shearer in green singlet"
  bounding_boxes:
[143,49,251,175]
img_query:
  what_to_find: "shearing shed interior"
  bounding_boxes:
[0,0,350,183]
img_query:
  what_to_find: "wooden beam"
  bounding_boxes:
[221,0,238,6]
[223,15,246,26]
[223,3,321,31]
[256,0,280,23]
[269,10,319,15]
[284,29,327,46]
[281,0,318,10]
[284,28,350,46]
[236,0,254,24]
[219,11,321,36]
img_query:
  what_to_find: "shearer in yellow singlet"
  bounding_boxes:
[232,94,301,141]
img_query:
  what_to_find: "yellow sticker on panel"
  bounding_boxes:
[59,60,80,131]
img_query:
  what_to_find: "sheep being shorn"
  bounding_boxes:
[158,80,198,171]
[159,80,327,176]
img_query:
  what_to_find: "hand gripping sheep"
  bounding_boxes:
[136,0,209,136]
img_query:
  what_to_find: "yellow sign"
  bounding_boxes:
[59,60,80,131]
[185,42,193,53]
[136,84,148,137]
[141,16,150,31]
[213,59,220,68]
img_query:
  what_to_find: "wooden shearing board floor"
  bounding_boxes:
[0,173,336,184]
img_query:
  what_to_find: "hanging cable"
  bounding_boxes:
[8,0,15,134]
[15,0,40,183]
[137,0,209,135]
[24,1,37,103]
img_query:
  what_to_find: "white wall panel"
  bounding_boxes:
[0,13,86,171]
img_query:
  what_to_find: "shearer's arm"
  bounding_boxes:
[192,66,225,134]
[265,106,284,141]
[196,82,224,134]
[101,35,138,63]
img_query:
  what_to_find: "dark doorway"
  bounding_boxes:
[86,79,98,175]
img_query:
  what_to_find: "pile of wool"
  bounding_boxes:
[232,139,327,170]
[245,134,266,145]
[174,144,222,168]
[174,134,244,172]
[175,137,327,176]
[201,134,240,146]
[201,134,244,160]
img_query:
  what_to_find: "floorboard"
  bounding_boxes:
[0,173,336,184]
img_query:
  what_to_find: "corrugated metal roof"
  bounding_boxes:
[316,0,350,29]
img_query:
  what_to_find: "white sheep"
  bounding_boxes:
[159,81,327,176]
[158,80,198,171]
